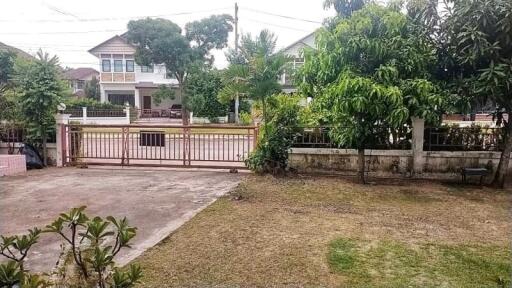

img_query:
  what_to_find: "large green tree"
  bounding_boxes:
[441,0,512,188]
[84,76,100,101]
[300,3,443,183]
[17,50,66,166]
[186,68,228,120]
[126,15,233,124]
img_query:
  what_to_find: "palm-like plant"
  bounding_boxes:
[218,64,249,123]
[221,29,289,125]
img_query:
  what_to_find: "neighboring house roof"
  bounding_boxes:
[88,35,135,56]
[63,68,99,80]
[0,41,33,60]
[279,32,316,55]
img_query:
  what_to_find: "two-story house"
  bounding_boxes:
[88,35,181,115]
[279,32,316,93]
[62,68,99,98]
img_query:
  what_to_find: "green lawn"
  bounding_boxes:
[329,238,510,287]
[130,176,511,287]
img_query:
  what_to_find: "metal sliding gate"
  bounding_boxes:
[62,124,258,169]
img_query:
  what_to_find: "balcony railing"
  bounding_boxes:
[100,72,135,83]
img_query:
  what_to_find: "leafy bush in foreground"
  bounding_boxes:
[0,206,142,288]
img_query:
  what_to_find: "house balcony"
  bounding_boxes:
[100,72,135,83]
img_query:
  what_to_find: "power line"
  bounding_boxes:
[0,7,232,23]
[240,6,322,24]
[0,29,125,35]
[245,18,312,32]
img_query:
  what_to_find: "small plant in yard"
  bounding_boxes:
[0,206,142,288]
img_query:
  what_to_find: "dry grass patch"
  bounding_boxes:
[131,176,512,287]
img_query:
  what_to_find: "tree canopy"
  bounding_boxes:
[221,30,289,124]
[126,15,233,123]
[16,50,66,165]
[300,3,443,182]
[185,68,228,120]
[441,0,512,187]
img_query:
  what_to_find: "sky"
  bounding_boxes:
[0,0,334,70]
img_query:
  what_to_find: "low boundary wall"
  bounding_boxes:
[289,148,511,181]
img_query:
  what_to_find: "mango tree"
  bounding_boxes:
[300,4,443,183]
[443,0,512,188]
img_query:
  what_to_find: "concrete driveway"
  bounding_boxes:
[0,167,242,272]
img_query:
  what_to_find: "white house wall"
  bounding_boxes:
[282,33,316,57]
[135,64,178,85]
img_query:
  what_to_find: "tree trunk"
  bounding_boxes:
[492,122,512,188]
[42,127,47,167]
[357,148,366,184]
[262,97,267,134]
[179,83,189,126]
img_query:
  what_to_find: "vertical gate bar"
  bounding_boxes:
[94,130,97,158]
[121,129,124,164]
[188,130,191,165]
[127,128,130,165]
[102,132,105,159]
[193,132,196,161]
[182,126,186,165]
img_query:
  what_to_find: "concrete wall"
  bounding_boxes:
[0,143,57,166]
[289,148,512,180]
[69,117,130,125]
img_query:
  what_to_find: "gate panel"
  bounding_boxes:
[63,124,257,169]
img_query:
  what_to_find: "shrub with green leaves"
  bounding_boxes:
[0,206,142,288]
[246,94,303,174]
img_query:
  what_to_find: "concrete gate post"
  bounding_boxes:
[82,107,88,124]
[124,103,131,124]
[411,117,425,176]
[55,114,71,167]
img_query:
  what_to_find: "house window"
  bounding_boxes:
[126,60,134,72]
[141,65,154,73]
[114,60,123,72]
[102,60,111,72]
[76,80,85,90]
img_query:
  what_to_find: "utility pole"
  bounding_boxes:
[235,2,239,53]
[234,2,240,124]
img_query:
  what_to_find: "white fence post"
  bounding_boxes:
[411,117,425,175]
[55,113,71,167]
[82,107,87,124]
[124,104,130,124]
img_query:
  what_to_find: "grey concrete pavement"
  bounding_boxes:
[0,167,242,272]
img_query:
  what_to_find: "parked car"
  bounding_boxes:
[170,104,182,118]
